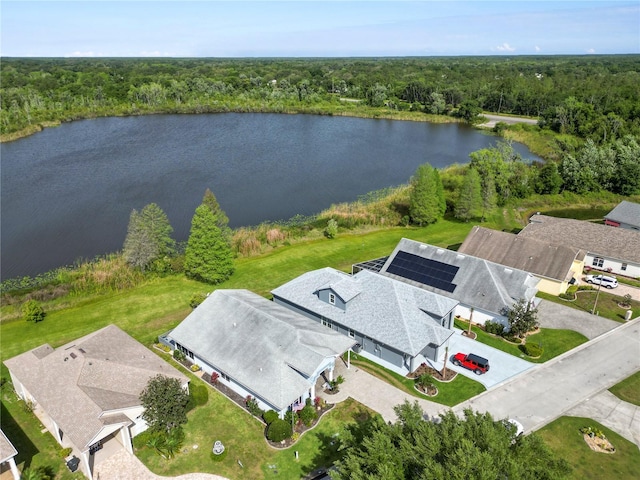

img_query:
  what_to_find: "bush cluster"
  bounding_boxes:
[299,404,318,427]
[267,418,293,442]
[263,410,278,425]
[521,343,544,357]
[484,321,505,336]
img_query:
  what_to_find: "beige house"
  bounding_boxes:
[459,226,585,295]
[3,325,188,479]
[0,429,19,480]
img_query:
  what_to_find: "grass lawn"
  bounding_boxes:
[134,366,375,480]
[453,319,588,363]
[537,291,640,322]
[1,383,84,479]
[537,416,640,480]
[348,353,486,406]
[608,371,640,406]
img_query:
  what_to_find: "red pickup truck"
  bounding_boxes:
[453,352,490,375]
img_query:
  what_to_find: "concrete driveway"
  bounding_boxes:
[536,299,620,340]
[426,329,535,390]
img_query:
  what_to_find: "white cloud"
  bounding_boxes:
[66,51,95,57]
[586,48,596,54]
[535,45,541,52]
[494,43,515,52]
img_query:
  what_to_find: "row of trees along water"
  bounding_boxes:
[2,56,639,142]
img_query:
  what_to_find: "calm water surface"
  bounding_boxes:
[1,113,539,280]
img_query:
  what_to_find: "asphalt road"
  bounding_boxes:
[454,318,640,434]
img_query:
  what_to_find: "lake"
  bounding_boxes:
[0,113,539,280]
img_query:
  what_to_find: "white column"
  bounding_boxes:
[310,384,316,400]
[50,419,63,444]
[81,450,92,479]
[8,457,20,480]
[347,350,351,369]
[120,427,133,454]
[328,367,334,382]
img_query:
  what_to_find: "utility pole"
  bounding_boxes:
[592,280,603,315]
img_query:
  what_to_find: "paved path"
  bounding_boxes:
[567,390,640,447]
[536,299,621,339]
[454,318,640,435]
[478,113,539,128]
[93,450,229,480]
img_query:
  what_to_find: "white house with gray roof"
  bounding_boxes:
[604,200,640,231]
[165,289,355,417]
[520,214,640,278]
[3,325,188,479]
[271,268,459,374]
[0,429,19,480]
[353,238,540,328]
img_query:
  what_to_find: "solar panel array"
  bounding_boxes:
[385,251,459,293]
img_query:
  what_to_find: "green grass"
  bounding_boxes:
[133,365,375,480]
[453,319,588,363]
[608,371,640,406]
[1,384,84,479]
[348,353,486,406]
[537,291,640,322]
[537,417,640,480]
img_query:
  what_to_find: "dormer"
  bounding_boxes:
[316,277,362,311]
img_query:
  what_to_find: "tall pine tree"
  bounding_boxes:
[123,203,175,271]
[454,167,483,222]
[184,192,234,284]
[409,163,446,226]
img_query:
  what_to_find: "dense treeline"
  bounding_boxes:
[2,56,639,142]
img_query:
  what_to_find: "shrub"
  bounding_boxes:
[299,404,318,426]
[503,335,522,344]
[267,418,293,442]
[484,321,505,336]
[245,396,263,417]
[190,364,201,372]
[324,218,339,239]
[210,372,219,385]
[155,343,171,352]
[22,300,46,323]
[263,410,279,425]
[521,342,544,357]
[173,349,186,361]
[189,292,207,309]
[284,409,298,427]
[58,447,73,458]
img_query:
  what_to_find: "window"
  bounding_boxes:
[621,263,628,271]
[329,293,336,305]
[221,372,230,381]
[177,343,194,359]
[592,257,604,268]
[348,329,355,338]
[322,318,331,329]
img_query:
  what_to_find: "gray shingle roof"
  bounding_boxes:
[604,201,640,229]
[519,214,640,264]
[0,429,18,464]
[272,268,458,356]
[168,290,355,411]
[3,325,188,451]
[379,238,539,315]
[458,226,584,282]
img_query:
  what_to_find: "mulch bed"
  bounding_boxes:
[407,363,457,382]
[583,434,616,453]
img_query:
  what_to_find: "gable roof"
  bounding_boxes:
[458,226,584,282]
[378,238,539,315]
[519,214,640,264]
[168,290,355,411]
[604,201,640,229]
[3,325,188,451]
[272,268,458,356]
[0,429,18,464]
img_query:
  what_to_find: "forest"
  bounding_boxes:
[2,55,639,144]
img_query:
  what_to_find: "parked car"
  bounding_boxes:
[452,352,490,375]
[585,274,618,289]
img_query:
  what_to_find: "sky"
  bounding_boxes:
[1,1,638,57]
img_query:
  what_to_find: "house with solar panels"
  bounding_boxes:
[272,268,459,374]
[353,238,540,328]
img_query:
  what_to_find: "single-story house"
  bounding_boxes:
[3,325,188,479]
[0,429,19,480]
[604,201,640,231]
[164,289,355,417]
[519,214,640,278]
[353,238,540,327]
[271,268,459,374]
[458,226,585,295]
